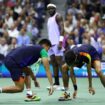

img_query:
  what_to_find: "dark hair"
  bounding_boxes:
[39,39,52,47]
[65,50,76,66]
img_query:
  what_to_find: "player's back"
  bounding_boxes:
[71,44,100,67]
[70,44,98,56]
[5,45,43,67]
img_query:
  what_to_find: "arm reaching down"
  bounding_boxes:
[79,52,95,95]
[40,48,54,95]
[87,63,95,95]
[69,66,78,98]
[42,57,54,95]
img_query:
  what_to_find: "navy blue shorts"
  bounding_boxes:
[4,56,24,81]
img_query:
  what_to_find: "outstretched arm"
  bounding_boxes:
[42,57,54,95]
[79,52,95,95]
[40,49,54,95]
[87,63,95,95]
[87,63,92,88]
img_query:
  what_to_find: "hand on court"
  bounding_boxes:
[49,86,54,95]
[89,87,95,95]
[73,91,77,98]
[34,81,40,88]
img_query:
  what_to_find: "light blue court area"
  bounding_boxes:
[0,78,105,105]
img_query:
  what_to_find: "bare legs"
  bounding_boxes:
[50,55,59,85]
[94,60,105,87]
[2,77,25,93]
[62,63,69,89]
[50,55,64,85]
[25,76,33,96]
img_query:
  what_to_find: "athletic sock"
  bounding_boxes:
[0,88,2,93]
[26,89,33,96]
[64,87,70,93]
[54,76,59,85]
[64,87,68,91]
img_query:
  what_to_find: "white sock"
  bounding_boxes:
[64,87,69,93]
[0,88,2,93]
[26,89,33,96]
[64,87,69,91]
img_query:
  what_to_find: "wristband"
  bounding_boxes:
[73,84,77,91]
[59,36,64,42]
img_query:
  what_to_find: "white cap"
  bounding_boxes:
[47,3,56,9]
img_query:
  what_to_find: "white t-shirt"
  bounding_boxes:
[8,28,19,38]
[5,17,14,28]
[0,44,8,56]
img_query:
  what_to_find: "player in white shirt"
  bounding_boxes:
[47,3,65,88]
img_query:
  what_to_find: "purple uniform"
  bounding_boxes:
[70,44,100,68]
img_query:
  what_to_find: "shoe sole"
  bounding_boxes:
[24,99,41,102]
[24,97,41,102]
[58,98,72,101]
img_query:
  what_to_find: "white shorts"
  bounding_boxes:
[48,45,65,56]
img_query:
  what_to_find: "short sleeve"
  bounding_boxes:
[40,49,48,58]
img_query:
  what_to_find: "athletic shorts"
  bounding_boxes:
[48,45,65,56]
[4,56,25,81]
